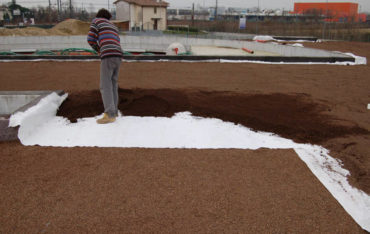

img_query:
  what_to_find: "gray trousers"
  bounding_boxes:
[100,57,121,117]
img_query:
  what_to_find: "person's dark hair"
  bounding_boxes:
[96,8,112,20]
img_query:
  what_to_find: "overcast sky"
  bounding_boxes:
[3,0,370,12]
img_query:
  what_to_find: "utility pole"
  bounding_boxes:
[48,0,51,23]
[256,0,260,34]
[322,0,328,39]
[69,0,73,18]
[192,3,194,26]
[57,0,61,22]
[215,0,218,20]
[108,0,110,10]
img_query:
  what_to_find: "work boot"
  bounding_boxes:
[97,113,116,124]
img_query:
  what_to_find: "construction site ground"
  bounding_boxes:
[0,41,369,233]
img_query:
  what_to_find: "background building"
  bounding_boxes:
[114,0,169,31]
[167,8,209,21]
[0,7,7,23]
[293,2,364,22]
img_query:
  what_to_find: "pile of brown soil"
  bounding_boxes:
[0,19,90,36]
[50,19,90,35]
[0,27,50,36]
[57,88,368,145]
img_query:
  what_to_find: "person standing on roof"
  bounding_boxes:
[87,8,123,124]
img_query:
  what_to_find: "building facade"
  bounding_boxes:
[293,2,361,22]
[114,0,169,31]
[167,8,209,21]
[0,7,11,21]
[0,8,4,22]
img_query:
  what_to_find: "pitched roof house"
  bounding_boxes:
[113,0,169,31]
[0,6,10,21]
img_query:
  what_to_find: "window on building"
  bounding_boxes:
[154,7,157,14]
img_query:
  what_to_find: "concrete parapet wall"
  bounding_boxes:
[123,35,348,58]
[0,36,90,51]
[0,35,350,58]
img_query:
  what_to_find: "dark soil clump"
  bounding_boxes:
[57,88,368,145]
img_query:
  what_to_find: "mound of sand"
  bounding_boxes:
[50,19,90,35]
[0,27,49,36]
[0,19,90,37]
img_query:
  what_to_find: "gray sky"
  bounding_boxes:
[2,0,370,12]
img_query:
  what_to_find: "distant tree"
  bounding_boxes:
[77,9,89,21]
[4,12,10,21]
[8,2,30,15]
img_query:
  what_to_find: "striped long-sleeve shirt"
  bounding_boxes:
[87,18,123,59]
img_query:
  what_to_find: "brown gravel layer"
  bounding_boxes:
[1,41,368,193]
[0,41,369,231]
[0,141,364,233]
